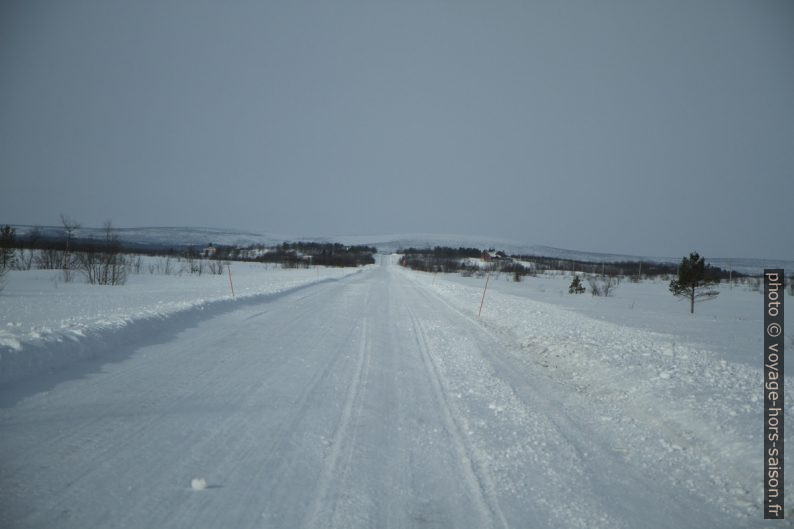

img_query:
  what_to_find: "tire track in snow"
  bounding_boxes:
[145,276,375,528]
[406,306,510,529]
[302,317,371,529]
[199,325,362,527]
[401,270,636,528]
[236,292,372,525]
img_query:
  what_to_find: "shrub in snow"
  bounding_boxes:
[76,221,127,285]
[587,275,619,297]
[568,275,585,294]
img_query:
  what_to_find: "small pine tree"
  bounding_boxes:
[669,252,719,313]
[568,275,585,294]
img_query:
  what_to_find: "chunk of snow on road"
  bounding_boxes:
[190,478,208,491]
[0,331,22,351]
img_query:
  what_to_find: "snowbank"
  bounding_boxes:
[401,267,794,520]
[0,263,367,385]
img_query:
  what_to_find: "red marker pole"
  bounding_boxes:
[478,273,490,317]
[227,263,236,298]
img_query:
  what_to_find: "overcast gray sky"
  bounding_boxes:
[1,0,792,259]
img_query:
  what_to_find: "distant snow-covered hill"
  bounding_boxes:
[13,225,285,249]
[9,225,789,275]
[334,233,791,275]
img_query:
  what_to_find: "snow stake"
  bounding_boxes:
[478,273,490,317]
[227,263,236,298]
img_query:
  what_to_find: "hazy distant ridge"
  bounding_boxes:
[9,225,788,275]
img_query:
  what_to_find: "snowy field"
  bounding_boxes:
[0,256,791,528]
[0,260,366,384]
[436,266,792,373]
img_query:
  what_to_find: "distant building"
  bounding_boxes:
[481,250,509,262]
[203,244,217,258]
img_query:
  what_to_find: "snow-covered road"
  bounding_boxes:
[0,263,773,528]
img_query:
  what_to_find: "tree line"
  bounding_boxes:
[1,218,128,285]
[207,241,376,268]
[0,220,377,290]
